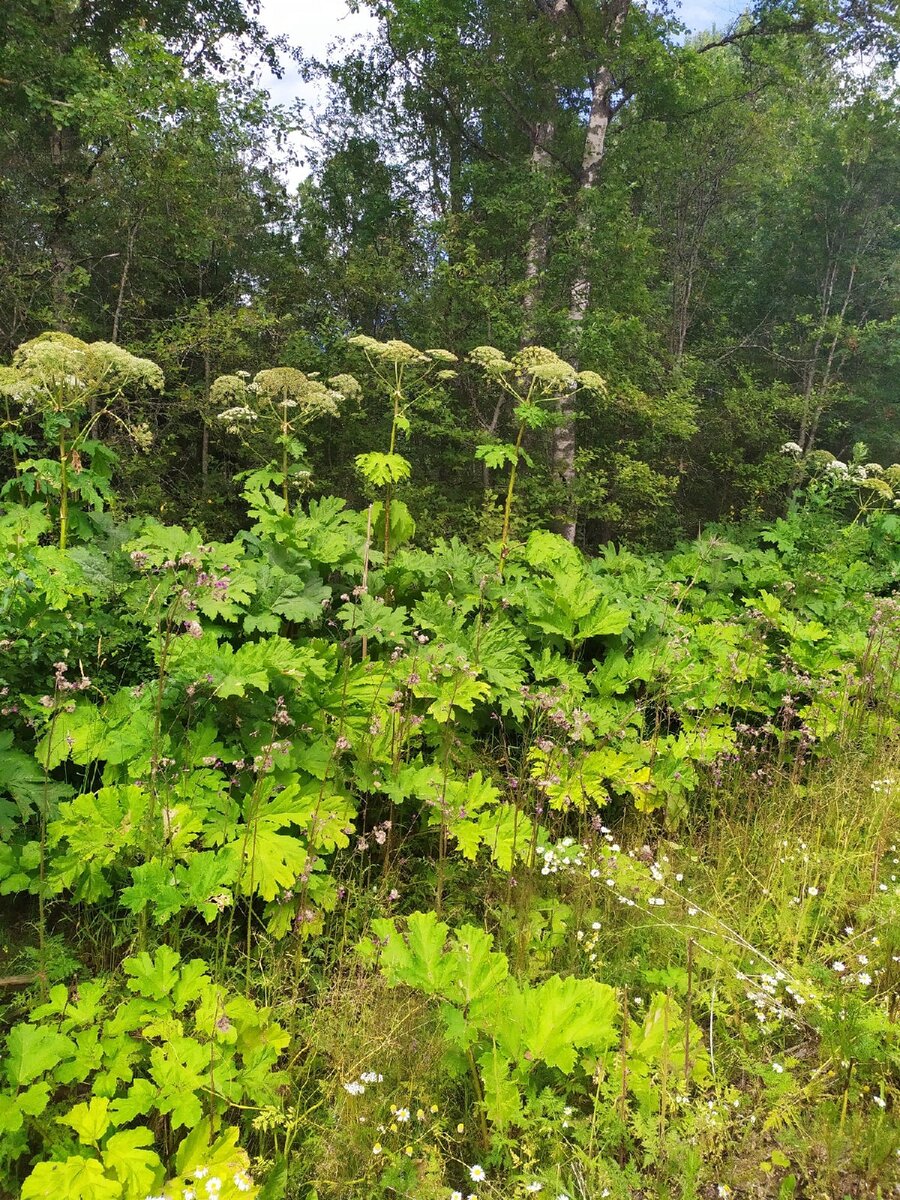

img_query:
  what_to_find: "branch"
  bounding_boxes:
[696,16,814,54]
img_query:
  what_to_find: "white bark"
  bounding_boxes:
[111,224,137,344]
[522,119,556,340]
[552,0,630,541]
[522,0,569,340]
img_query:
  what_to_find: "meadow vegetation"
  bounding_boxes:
[1,0,898,1193]
[0,332,897,1200]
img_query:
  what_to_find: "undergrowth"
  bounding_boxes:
[0,333,897,1200]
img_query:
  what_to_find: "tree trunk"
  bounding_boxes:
[668,145,736,363]
[552,0,629,541]
[521,0,568,341]
[797,213,869,450]
[522,120,556,342]
[48,126,76,332]
[111,223,137,344]
[805,260,857,451]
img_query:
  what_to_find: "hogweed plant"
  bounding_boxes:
[348,336,457,562]
[0,332,163,547]
[0,331,898,1200]
[212,367,359,513]
[469,346,606,569]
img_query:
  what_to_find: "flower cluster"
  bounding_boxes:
[536,837,585,876]
[348,335,430,366]
[343,1070,385,1096]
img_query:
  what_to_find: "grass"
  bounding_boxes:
[212,749,900,1199]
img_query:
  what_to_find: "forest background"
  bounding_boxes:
[2,0,897,546]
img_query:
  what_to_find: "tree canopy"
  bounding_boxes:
[0,0,896,544]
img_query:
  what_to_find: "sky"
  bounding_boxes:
[261,2,375,110]
[258,0,748,58]
[257,0,748,182]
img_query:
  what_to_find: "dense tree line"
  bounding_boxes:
[1,0,897,545]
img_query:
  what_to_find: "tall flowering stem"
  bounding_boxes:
[349,338,457,564]
[0,332,163,548]
[469,345,606,570]
[213,367,356,514]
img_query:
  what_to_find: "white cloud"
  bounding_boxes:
[262,0,375,59]
[260,0,375,104]
[255,0,376,184]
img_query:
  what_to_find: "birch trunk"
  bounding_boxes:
[553,0,629,540]
[522,119,556,342]
[111,224,137,344]
[805,260,857,451]
[522,0,569,339]
[798,216,869,451]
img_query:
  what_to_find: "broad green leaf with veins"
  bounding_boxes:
[354,450,411,485]
[474,442,519,469]
[222,777,353,902]
[511,974,618,1072]
[372,911,454,994]
[0,1082,49,1131]
[102,1126,161,1195]
[228,825,308,902]
[530,744,651,810]
[5,1023,74,1086]
[90,688,155,766]
[577,597,631,639]
[31,979,107,1028]
[120,861,184,923]
[20,1155,122,1199]
[95,1036,142,1096]
[215,637,330,698]
[448,925,509,1008]
[372,497,416,552]
[53,1026,102,1086]
[109,1078,157,1125]
[177,851,236,920]
[414,669,491,722]
[0,730,72,828]
[460,804,534,871]
[48,786,147,891]
[271,572,332,623]
[58,1095,111,1144]
[123,944,182,1000]
[166,633,330,698]
[35,702,105,769]
[477,1046,523,1129]
[148,1037,207,1128]
[338,592,411,643]
[0,1092,23,1133]
[0,840,38,893]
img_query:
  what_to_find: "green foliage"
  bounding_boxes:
[2,948,280,1196]
[355,451,411,487]
[0,0,896,1191]
[0,327,897,1200]
[362,910,640,1127]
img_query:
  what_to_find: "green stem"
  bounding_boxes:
[139,609,173,951]
[389,386,400,455]
[384,373,403,563]
[500,421,526,569]
[3,399,24,505]
[465,1044,491,1150]
[282,414,290,515]
[58,431,68,549]
[383,483,393,561]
